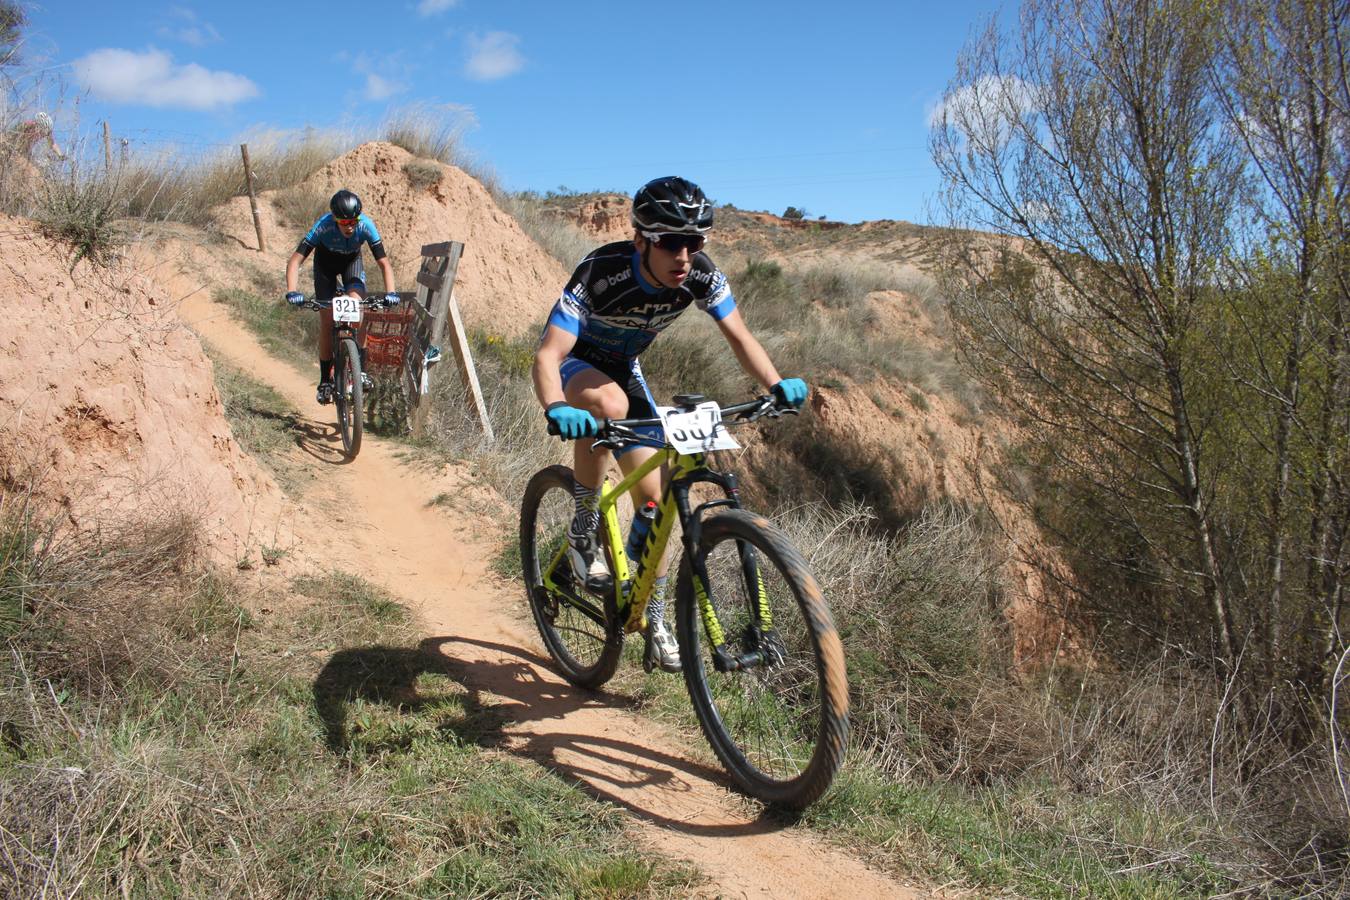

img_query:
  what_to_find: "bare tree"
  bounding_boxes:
[0,1,23,71]
[931,0,1305,716]
[932,0,1350,731]
[1214,0,1350,701]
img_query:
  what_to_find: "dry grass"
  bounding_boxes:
[497,192,596,268]
[382,104,469,166]
[271,178,332,230]
[768,498,1348,894]
[0,490,694,897]
[422,331,566,500]
[403,158,443,191]
[116,131,348,228]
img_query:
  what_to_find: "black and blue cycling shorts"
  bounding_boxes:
[313,247,366,304]
[559,354,663,458]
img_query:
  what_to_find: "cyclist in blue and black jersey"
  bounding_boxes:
[531,176,809,672]
[283,189,400,404]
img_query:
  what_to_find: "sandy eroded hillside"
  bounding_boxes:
[0,216,286,556]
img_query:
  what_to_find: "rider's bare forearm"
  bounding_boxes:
[284,252,304,293]
[533,324,576,408]
[532,350,566,408]
[377,257,396,293]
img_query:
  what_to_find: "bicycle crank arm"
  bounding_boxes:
[712,645,768,672]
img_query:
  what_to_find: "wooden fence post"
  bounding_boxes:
[403,241,493,442]
[445,288,495,443]
[239,143,266,253]
[102,121,112,173]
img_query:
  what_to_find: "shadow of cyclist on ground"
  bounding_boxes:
[313,635,797,833]
[292,417,349,466]
[312,644,504,753]
[417,635,792,834]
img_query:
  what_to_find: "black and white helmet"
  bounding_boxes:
[631,176,713,234]
[330,189,362,219]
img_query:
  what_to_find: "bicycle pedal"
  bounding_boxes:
[582,574,614,596]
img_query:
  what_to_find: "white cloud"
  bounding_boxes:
[73,48,258,110]
[417,0,460,14]
[363,73,405,101]
[157,7,221,47]
[927,74,1038,149]
[464,31,524,81]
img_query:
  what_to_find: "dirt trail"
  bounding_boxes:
[172,280,925,899]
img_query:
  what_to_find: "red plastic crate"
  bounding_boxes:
[364,305,414,370]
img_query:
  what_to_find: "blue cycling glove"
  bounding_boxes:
[771,378,808,409]
[384,292,401,307]
[545,402,598,439]
[285,291,304,307]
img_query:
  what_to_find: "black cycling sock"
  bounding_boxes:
[320,359,334,383]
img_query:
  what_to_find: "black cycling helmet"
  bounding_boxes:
[631,176,713,234]
[330,189,362,219]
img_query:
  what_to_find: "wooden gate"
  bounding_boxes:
[363,240,493,441]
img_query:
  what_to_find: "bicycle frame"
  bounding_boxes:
[540,442,776,673]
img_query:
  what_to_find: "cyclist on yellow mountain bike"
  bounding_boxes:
[284,189,400,405]
[531,176,808,672]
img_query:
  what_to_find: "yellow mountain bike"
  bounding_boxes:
[519,393,849,809]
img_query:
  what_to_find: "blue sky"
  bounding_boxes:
[23,0,1007,223]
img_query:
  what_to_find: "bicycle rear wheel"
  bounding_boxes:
[676,509,849,809]
[519,465,623,688]
[335,337,363,458]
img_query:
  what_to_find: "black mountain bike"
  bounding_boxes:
[520,393,849,809]
[293,295,391,459]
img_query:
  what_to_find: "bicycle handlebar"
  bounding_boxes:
[546,395,797,447]
[295,296,392,311]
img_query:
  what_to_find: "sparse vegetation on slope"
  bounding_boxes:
[0,487,696,897]
[5,41,1339,886]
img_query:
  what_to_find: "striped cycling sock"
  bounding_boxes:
[647,576,670,622]
[571,481,600,535]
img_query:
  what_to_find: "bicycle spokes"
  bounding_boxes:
[521,467,624,687]
[679,511,845,806]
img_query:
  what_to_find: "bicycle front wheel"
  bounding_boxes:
[335,337,363,458]
[519,465,623,689]
[676,509,849,809]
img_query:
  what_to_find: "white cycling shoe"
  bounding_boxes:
[566,523,613,595]
[644,618,682,673]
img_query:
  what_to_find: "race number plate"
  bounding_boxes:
[332,297,362,323]
[657,402,740,454]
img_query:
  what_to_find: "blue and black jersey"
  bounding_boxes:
[296,213,386,303]
[295,213,387,261]
[545,240,736,370]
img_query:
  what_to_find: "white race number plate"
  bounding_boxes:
[657,402,740,454]
[332,297,362,323]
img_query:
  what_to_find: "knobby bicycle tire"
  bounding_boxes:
[519,465,623,688]
[676,509,849,809]
[336,337,363,458]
